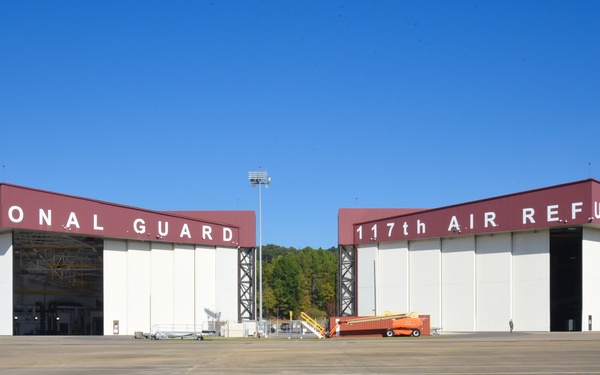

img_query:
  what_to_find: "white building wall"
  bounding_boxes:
[356,244,377,316]
[476,233,512,331]
[215,247,238,322]
[150,242,174,328]
[104,241,240,335]
[409,239,441,328]
[512,230,550,331]
[360,229,559,332]
[195,246,217,325]
[173,244,195,325]
[0,232,13,335]
[126,241,152,334]
[103,239,128,335]
[583,227,600,331]
[441,236,476,332]
[378,241,409,314]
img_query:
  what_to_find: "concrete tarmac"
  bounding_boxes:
[1,332,600,374]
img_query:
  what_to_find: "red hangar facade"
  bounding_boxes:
[337,179,600,332]
[0,183,257,336]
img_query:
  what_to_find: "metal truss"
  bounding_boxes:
[338,244,356,316]
[238,247,255,322]
[13,231,103,291]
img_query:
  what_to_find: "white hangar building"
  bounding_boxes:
[337,179,600,332]
[0,183,256,336]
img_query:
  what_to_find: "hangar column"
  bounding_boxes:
[0,232,13,335]
[238,247,255,322]
[338,245,356,316]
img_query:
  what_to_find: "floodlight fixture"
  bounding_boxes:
[248,171,270,187]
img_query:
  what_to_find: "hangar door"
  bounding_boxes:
[13,231,104,335]
[550,227,582,332]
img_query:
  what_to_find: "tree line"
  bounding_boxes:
[260,244,337,320]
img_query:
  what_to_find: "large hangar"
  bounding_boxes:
[0,183,256,336]
[338,179,600,332]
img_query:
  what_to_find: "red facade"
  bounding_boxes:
[0,183,255,247]
[349,179,600,245]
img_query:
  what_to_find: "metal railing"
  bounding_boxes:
[300,312,326,338]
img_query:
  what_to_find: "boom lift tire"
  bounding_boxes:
[411,329,421,337]
[385,329,394,337]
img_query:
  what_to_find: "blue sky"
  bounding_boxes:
[1,1,599,249]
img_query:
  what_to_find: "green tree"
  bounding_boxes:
[262,244,294,262]
[299,247,337,317]
[271,253,302,317]
[261,261,277,316]
[260,244,338,319]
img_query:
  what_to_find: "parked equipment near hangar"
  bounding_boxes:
[329,312,424,338]
[133,324,211,340]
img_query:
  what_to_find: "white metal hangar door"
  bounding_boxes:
[357,230,552,332]
[103,239,239,336]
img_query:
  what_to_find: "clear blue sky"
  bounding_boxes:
[1,1,599,249]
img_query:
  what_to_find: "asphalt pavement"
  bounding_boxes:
[1,331,600,374]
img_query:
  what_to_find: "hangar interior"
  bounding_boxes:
[12,231,104,335]
[550,227,582,331]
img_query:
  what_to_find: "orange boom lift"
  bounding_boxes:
[329,312,423,338]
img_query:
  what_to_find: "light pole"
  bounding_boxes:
[248,170,270,325]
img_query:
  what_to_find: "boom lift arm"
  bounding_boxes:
[329,312,423,338]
